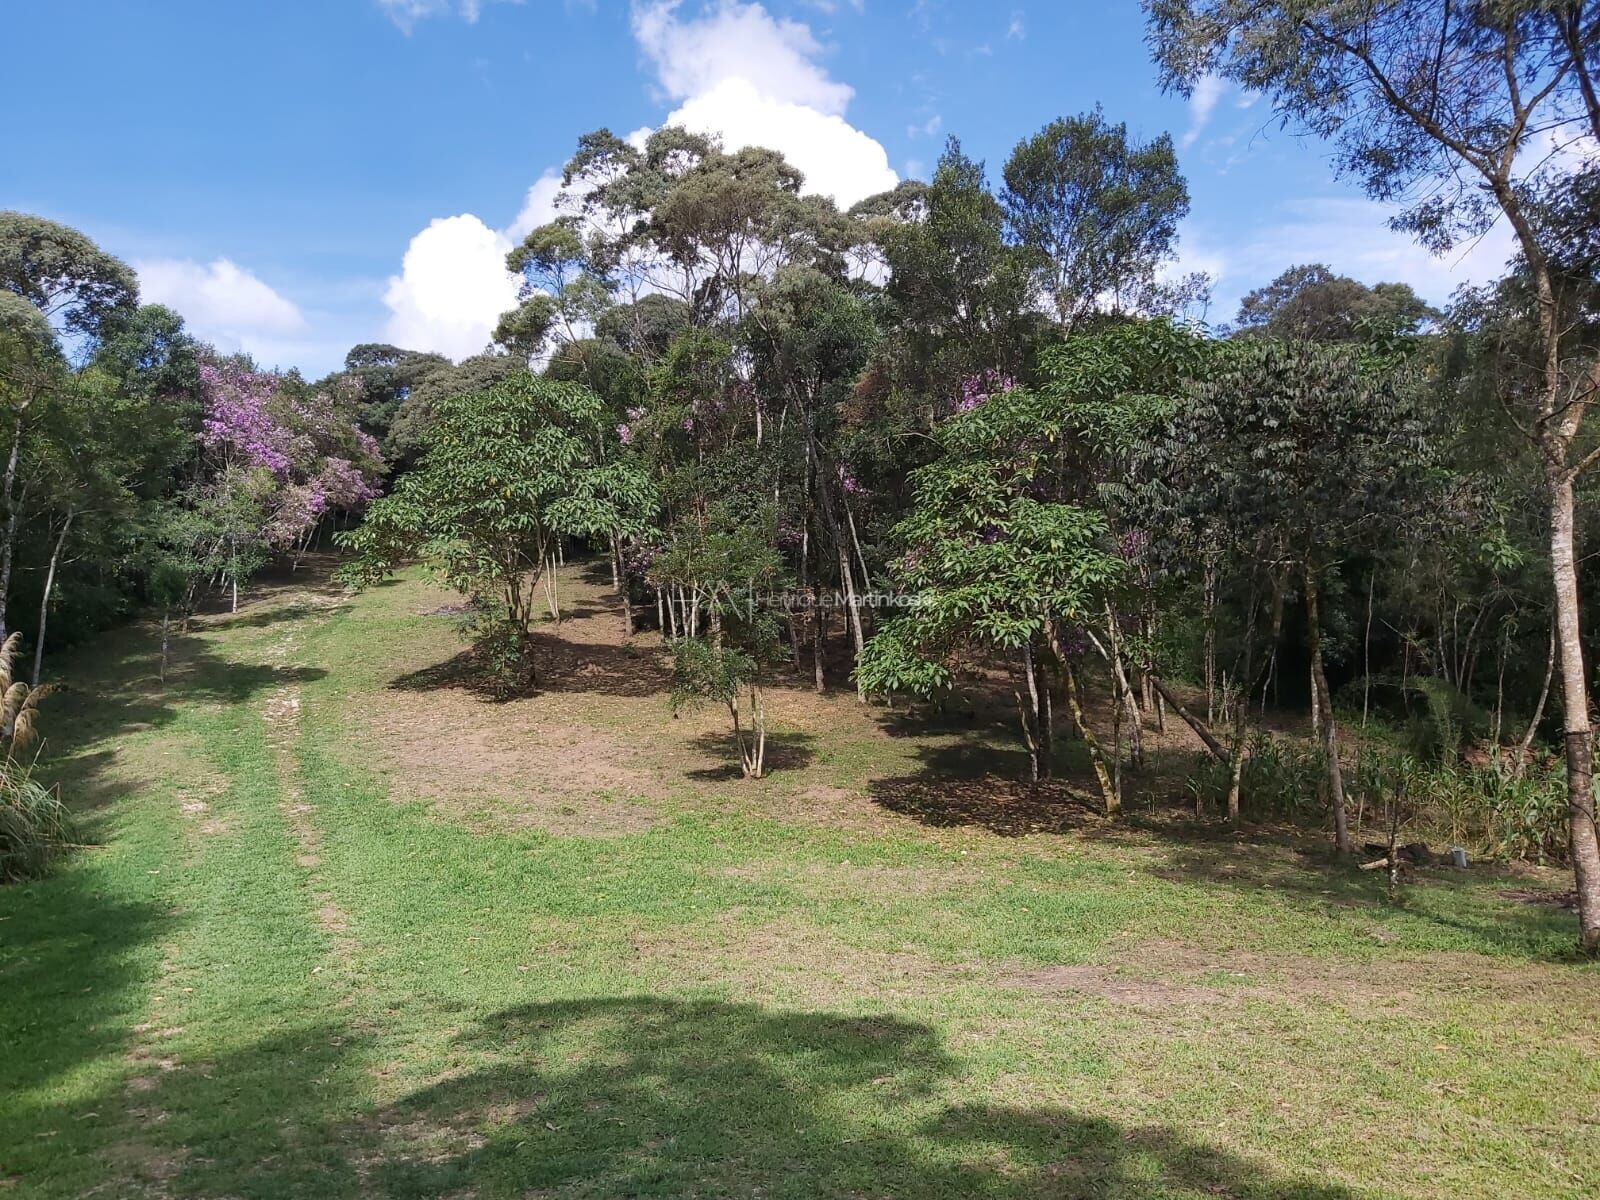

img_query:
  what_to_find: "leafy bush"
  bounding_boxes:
[1188,733,1326,819]
[462,608,537,697]
[1410,758,1568,864]
[0,760,71,884]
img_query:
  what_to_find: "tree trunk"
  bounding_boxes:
[1516,621,1557,771]
[1149,676,1227,761]
[1305,570,1350,855]
[31,509,71,685]
[1061,658,1117,815]
[812,594,826,693]
[1102,610,1144,768]
[1546,469,1600,951]
[160,608,171,684]
[1018,639,1043,782]
[0,415,24,640]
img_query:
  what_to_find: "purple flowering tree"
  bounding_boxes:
[196,360,384,607]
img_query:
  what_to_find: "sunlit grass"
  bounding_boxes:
[1,563,1594,1198]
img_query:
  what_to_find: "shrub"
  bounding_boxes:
[0,760,71,884]
[1188,733,1326,819]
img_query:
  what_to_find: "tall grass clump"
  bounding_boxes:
[0,631,68,883]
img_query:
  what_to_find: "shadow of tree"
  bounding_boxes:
[0,863,170,1104]
[684,729,818,780]
[387,631,672,703]
[867,740,1107,836]
[1145,837,1582,959]
[43,996,1364,1198]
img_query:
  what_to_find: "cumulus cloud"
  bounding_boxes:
[136,257,308,352]
[1180,74,1226,150]
[631,0,897,208]
[381,215,521,360]
[507,169,566,240]
[634,0,852,114]
[379,0,898,361]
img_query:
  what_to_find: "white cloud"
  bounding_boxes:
[1007,10,1026,40]
[379,0,899,362]
[630,1,897,208]
[135,257,308,353]
[507,168,566,239]
[1180,75,1226,150]
[1179,195,1520,324]
[634,0,853,114]
[381,215,521,360]
[377,0,522,33]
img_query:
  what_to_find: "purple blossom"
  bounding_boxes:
[200,361,295,475]
[954,368,1019,413]
[199,358,385,551]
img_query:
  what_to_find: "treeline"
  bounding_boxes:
[338,2,1600,953]
[332,121,1586,855]
[0,214,384,678]
[4,4,1599,949]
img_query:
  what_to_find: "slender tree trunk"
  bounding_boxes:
[1225,713,1248,824]
[1018,639,1042,782]
[1546,470,1600,951]
[1149,676,1227,761]
[1102,609,1144,767]
[812,593,826,693]
[811,435,866,700]
[1516,621,1557,771]
[1061,658,1117,815]
[752,685,767,779]
[31,509,71,685]
[0,415,24,640]
[160,608,172,684]
[1045,621,1117,814]
[1305,570,1350,854]
[1362,568,1376,730]
[1203,564,1218,723]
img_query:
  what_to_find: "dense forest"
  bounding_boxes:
[3,0,1598,964]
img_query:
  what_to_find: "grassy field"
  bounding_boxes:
[3,560,1597,1199]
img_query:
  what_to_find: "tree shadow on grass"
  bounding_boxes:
[868,740,1108,837]
[0,859,170,1117]
[39,996,1366,1198]
[43,638,326,820]
[683,729,818,781]
[1145,836,1584,960]
[387,631,670,704]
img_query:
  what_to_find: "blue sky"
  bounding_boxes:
[6,1,1514,376]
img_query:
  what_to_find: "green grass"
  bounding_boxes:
[2,562,1596,1198]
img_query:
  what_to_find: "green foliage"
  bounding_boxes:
[670,634,758,714]
[1002,107,1192,324]
[874,139,1037,406]
[1148,337,1431,575]
[1234,263,1435,342]
[1189,733,1327,820]
[0,211,138,341]
[860,380,1123,696]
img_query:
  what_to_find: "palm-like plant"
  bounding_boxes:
[0,632,64,882]
[0,632,46,757]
